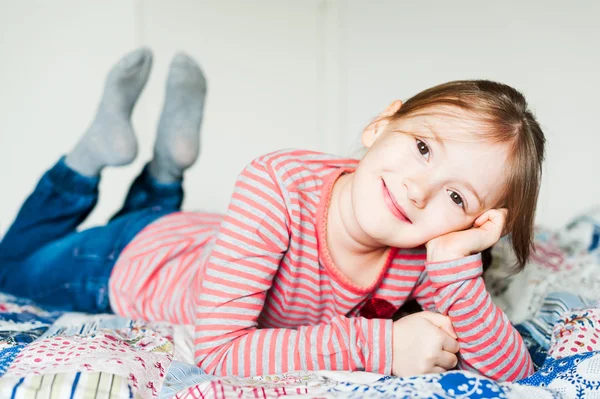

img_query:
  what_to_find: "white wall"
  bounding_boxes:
[0,0,599,233]
[0,0,326,231]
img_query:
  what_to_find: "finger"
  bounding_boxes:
[437,321,457,341]
[471,211,506,249]
[419,312,457,339]
[442,334,460,353]
[430,366,448,374]
[475,209,505,229]
[488,208,507,225]
[437,351,459,370]
[474,211,490,227]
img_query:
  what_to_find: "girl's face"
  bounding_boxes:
[351,103,510,249]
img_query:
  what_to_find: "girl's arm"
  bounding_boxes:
[193,155,393,376]
[411,254,534,381]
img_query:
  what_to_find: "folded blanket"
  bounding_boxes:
[486,208,600,324]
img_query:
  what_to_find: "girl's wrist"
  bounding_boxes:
[426,242,467,263]
[426,251,465,263]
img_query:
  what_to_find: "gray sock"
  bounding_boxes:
[148,52,207,183]
[65,47,153,176]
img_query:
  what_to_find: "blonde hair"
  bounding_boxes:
[387,80,545,270]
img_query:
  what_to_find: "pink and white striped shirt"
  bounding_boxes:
[109,149,533,380]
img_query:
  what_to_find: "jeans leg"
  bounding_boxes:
[0,206,172,313]
[110,163,183,221]
[0,157,99,263]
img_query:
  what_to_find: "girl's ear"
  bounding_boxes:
[382,100,403,117]
[361,100,403,148]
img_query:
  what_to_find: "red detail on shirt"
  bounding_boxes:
[360,298,397,320]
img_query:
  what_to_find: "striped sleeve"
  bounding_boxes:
[193,156,393,376]
[412,254,534,381]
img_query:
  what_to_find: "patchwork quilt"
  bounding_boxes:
[1,293,599,398]
[1,209,600,398]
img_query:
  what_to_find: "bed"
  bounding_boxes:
[1,208,600,398]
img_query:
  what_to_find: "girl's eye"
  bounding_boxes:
[448,190,464,208]
[416,139,430,160]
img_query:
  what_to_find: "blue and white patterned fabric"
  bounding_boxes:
[325,371,560,399]
[517,292,596,351]
[160,360,212,399]
[0,346,22,376]
[0,292,62,377]
[519,352,600,397]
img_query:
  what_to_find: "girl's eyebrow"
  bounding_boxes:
[423,123,446,151]
[463,180,484,209]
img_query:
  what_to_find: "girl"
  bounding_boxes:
[0,48,545,381]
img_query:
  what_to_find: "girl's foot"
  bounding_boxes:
[149,53,206,183]
[65,47,153,176]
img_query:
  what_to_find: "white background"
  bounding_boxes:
[0,0,598,233]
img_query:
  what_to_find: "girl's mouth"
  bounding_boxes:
[382,179,412,224]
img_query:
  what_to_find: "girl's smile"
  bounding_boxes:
[382,178,412,224]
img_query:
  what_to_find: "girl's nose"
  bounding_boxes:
[404,177,430,209]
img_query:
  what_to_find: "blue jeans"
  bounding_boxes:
[0,158,183,313]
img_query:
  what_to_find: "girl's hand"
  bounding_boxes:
[426,209,507,263]
[392,311,459,376]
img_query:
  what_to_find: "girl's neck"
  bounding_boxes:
[326,172,390,288]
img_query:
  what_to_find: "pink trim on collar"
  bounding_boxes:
[315,168,397,295]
